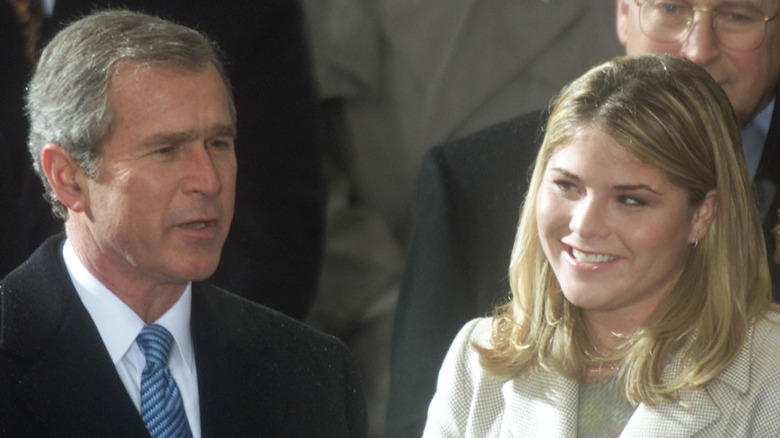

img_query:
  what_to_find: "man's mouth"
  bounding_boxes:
[180,221,212,230]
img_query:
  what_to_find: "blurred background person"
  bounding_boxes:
[1,0,61,276]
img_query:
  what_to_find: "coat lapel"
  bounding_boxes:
[2,236,148,436]
[621,321,761,437]
[499,323,762,438]
[756,88,780,294]
[503,370,578,437]
[15,304,149,437]
[620,388,720,437]
[191,283,273,436]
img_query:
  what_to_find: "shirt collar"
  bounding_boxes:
[62,239,195,372]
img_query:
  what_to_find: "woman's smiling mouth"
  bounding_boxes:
[571,248,618,263]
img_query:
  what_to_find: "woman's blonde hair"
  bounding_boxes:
[479,54,772,405]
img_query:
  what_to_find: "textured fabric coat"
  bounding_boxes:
[424,316,780,437]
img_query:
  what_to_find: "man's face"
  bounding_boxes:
[76,63,236,287]
[617,0,780,123]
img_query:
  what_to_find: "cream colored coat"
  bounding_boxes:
[424,314,780,437]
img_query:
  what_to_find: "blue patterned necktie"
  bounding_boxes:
[137,324,193,438]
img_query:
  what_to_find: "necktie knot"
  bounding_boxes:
[137,324,175,367]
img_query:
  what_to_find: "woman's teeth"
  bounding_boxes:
[572,248,617,263]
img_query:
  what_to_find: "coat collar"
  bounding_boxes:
[1,234,284,436]
[501,322,760,437]
[503,369,578,436]
[1,234,149,436]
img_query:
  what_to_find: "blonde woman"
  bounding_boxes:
[423,54,780,437]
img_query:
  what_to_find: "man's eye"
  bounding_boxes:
[718,8,761,26]
[654,2,686,16]
[155,145,177,155]
[661,4,680,14]
[208,139,233,149]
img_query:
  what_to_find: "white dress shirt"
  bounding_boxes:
[62,239,201,437]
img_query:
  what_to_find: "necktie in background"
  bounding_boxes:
[137,324,193,438]
[12,0,42,66]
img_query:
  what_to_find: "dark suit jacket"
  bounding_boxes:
[386,86,780,438]
[0,236,367,437]
[0,1,63,277]
[2,0,325,320]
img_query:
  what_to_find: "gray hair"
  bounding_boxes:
[26,9,236,219]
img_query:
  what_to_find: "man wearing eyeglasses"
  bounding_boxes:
[621,0,779,179]
[386,1,780,436]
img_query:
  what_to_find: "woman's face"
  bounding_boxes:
[536,127,709,326]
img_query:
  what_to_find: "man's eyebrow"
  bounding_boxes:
[209,124,237,138]
[142,124,237,147]
[143,130,198,146]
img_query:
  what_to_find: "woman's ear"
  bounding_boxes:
[40,144,89,213]
[689,189,717,244]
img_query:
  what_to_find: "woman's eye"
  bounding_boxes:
[553,180,577,192]
[618,195,646,206]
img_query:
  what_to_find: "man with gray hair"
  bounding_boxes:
[0,10,366,437]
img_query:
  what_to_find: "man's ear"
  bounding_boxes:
[616,0,630,47]
[40,144,89,213]
[689,189,717,244]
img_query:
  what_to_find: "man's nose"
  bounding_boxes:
[183,146,221,196]
[680,10,722,66]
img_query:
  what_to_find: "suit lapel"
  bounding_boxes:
[15,303,149,436]
[622,320,762,437]
[191,283,273,436]
[2,236,148,436]
[754,88,780,222]
[621,352,720,436]
[504,370,578,437]
[620,389,720,437]
[755,87,780,296]
[499,326,762,438]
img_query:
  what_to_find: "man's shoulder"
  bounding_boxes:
[0,235,72,358]
[416,109,545,205]
[191,282,347,354]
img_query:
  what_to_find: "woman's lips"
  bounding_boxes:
[571,248,618,263]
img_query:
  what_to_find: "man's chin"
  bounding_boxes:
[172,257,222,282]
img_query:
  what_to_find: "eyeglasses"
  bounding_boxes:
[634,0,779,51]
